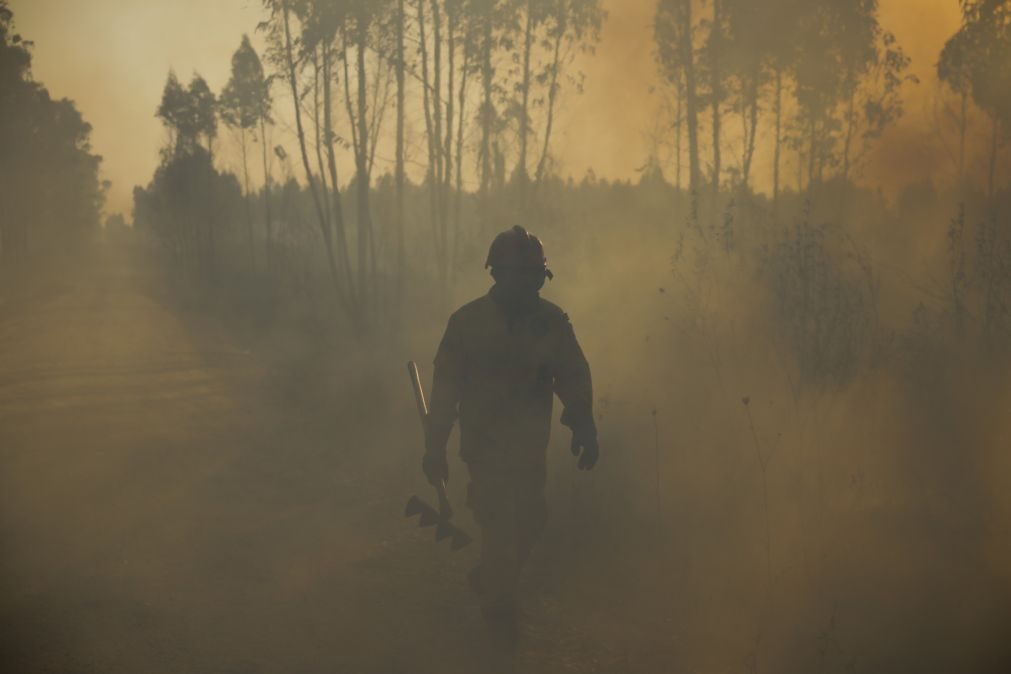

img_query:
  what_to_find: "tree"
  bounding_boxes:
[702,0,728,210]
[532,0,604,188]
[938,24,974,191]
[0,2,103,257]
[394,0,407,313]
[157,71,219,159]
[417,0,480,297]
[188,75,218,159]
[656,0,701,225]
[134,145,241,279]
[722,0,800,195]
[940,0,1011,201]
[221,35,273,271]
[152,73,225,278]
[790,0,911,193]
[260,0,377,330]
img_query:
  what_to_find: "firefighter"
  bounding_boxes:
[422,225,598,645]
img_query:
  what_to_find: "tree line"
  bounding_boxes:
[0,1,105,259]
[653,0,916,224]
[131,0,1011,351]
[134,0,604,334]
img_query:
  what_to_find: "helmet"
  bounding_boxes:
[485,225,554,279]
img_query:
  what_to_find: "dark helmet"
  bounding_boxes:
[485,225,554,280]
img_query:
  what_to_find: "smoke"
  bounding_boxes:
[5,1,1011,672]
[13,0,966,214]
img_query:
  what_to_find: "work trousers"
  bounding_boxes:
[465,456,548,610]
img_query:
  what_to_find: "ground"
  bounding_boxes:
[0,241,648,674]
[3,239,1009,674]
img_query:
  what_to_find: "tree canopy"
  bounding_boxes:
[0,1,104,257]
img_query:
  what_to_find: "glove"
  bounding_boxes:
[570,424,599,471]
[422,452,449,486]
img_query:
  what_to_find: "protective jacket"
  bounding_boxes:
[426,287,594,468]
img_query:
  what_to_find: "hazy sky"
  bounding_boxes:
[13,0,962,216]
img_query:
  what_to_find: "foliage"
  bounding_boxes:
[766,210,879,387]
[157,71,219,155]
[220,35,272,132]
[0,1,104,257]
[133,146,242,280]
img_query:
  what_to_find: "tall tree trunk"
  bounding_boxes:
[259,116,273,274]
[518,0,534,209]
[680,0,701,227]
[444,1,458,293]
[773,66,782,210]
[240,126,255,272]
[957,89,967,194]
[453,37,469,288]
[675,73,683,191]
[444,2,456,212]
[534,17,564,187]
[325,39,355,304]
[395,0,406,314]
[279,1,350,314]
[433,0,445,195]
[479,8,493,202]
[988,110,1000,203]
[312,48,332,236]
[741,66,759,192]
[807,116,817,194]
[709,0,722,219]
[356,14,373,322]
[842,88,856,184]
[418,0,447,290]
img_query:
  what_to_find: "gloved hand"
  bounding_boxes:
[570,425,599,471]
[422,452,449,486]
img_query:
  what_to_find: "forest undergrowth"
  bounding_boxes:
[132,172,1011,672]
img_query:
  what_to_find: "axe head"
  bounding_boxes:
[404,496,426,518]
[404,495,473,551]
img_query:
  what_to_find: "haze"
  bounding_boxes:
[15,0,959,215]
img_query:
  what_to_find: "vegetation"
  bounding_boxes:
[3,1,1011,670]
[0,0,104,258]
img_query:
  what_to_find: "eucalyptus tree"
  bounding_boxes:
[722,0,801,195]
[531,0,604,188]
[221,34,273,270]
[261,0,397,331]
[152,73,231,277]
[470,0,511,209]
[157,71,219,159]
[260,0,355,321]
[415,0,484,294]
[939,0,1011,201]
[339,0,395,317]
[656,0,702,223]
[938,25,974,190]
[394,0,407,309]
[188,75,219,160]
[701,0,728,206]
[790,0,912,192]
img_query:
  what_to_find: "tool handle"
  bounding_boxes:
[407,361,429,422]
[408,361,452,517]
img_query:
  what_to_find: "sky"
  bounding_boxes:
[12,0,963,217]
